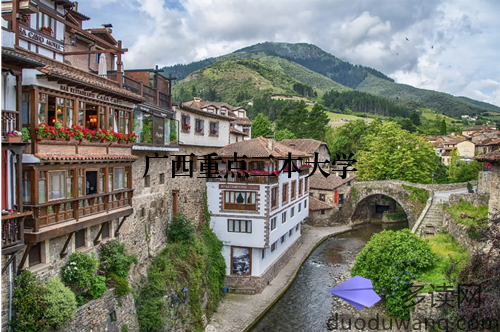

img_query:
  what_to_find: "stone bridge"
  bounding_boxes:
[349,180,473,228]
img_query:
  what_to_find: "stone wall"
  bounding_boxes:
[488,164,500,219]
[224,236,303,294]
[448,193,490,207]
[305,209,334,226]
[355,179,476,192]
[308,183,355,226]
[478,171,492,194]
[54,289,139,332]
[443,211,485,254]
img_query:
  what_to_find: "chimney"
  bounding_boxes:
[72,1,78,11]
[194,97,201,102]
[267,138,275,150]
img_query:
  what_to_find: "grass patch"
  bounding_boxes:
[327,112,374,128]
[384,213,407,221]
[444,200,488,226]
[417,232,470,293]
[402,184,429,204]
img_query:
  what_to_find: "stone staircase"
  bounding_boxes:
[419,197,446,236]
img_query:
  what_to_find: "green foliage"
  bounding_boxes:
[22,127,30,141]
[447,157,482,183]
[11,270,49,332]
[121,324,129,332]
[306,103,330,141]
[325,119,368,157]
[98,239,138,278]
[288,100,309,138]
[417,233,470,293]
[357,122,440,183]
[402,184,430,204]
[251,113,273,138]
[444,200,489,227]
[108,272,131,297]
[167,213,196,245]
[440,119,447,135]
[351,229,435,319]
[384,213,407,221]
[351,187,358,201]
[88,275,107,299]
[44,277,77,328]
[61,252,99,295]
[274,128,296,141]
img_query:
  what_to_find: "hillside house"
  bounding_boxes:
[280,139,331,168]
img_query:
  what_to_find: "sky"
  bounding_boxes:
[79,0,500,107]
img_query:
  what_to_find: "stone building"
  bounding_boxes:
[206,137,310,294]
[476,150,500,219]
[307,197,334,226]
[280,138,331,168]
[307,172,356,225]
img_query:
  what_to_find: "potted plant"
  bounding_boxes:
[71,125,84,141]
[105,130,115,142]
[126,133,138,145]
[40,26,53,36]
[21,128,30,142]
[54,120,66,141]
[210,129,218,136]
[95,129,107,142]
[5,130,22,142]
[195,127,203,134]
[83,128,95,142]
[20,15,29,25]
[182,123,191,132]
[35,123,51,140]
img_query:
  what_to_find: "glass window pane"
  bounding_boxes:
[99,174,103,193]
[38,103,45,124]
[23,180,31,203]
[228,220,233,232]
[109,108,114,131]
[234,221,240,232]
[78,176,83,196]
[248,221,252,233]
[49,171,65,200]
[38,180,46,203]
[108,173,113,192]
[22,101,30,125]
[66,177,72,198]
[241,220,246,232]
[114,168,124,190]
[78,109,84,127]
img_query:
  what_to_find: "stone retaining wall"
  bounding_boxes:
[448,193,490,207]
[355,179,476,192]
[224,236,303,294]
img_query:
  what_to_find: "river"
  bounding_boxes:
[249,222,409,332]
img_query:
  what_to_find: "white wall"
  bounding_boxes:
[2,73,17,112]
[176,108,231,147]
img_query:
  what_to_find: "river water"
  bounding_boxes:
[249,222,408,332]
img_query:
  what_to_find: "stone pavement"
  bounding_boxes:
[205,224,352,332]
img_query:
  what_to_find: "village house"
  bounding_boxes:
[280,138,331,168]
[462,126,494,137]
[476,150,500,219]
[182,98,252,143]
[307,172,356,226]
[205,137,310,294]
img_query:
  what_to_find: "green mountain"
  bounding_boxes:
[163,42,500,118]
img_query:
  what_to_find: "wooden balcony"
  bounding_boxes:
[23,189,133,243]
[2,211,31,255]
[207,174,279,185]
[2,110,19,137]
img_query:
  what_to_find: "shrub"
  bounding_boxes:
[121,324,129,332]
[108,272,131,297]
[11,270,49,332]
[98,240,138,278]
[166,213,196,244]
[44,277,77,328]
[88,275,107,299]
[351,229,435,319]
[22,127,30,141]
[402,184,429,204]
[61,252,99,295]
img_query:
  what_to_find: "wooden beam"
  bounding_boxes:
[60,232,74,258]
[18,244,31,271]
[114,215,128,237]
[93,224,104,246]
[2,254,16,275]
[64,48,128,56]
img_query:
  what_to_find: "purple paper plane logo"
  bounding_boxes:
[328,275,381,310]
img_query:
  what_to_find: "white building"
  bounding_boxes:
[206,137,311,293]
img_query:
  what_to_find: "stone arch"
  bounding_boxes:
[352,193,413,226]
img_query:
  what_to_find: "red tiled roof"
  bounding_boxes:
[230,127,247,136]
[309,172,357,190]
[475,150,500,162]
[85,28,117,45]
[183,100,253,125]
[309,197,333,211]
[213,136,311,158]
[35,154,138,162]
[280,139,329,155]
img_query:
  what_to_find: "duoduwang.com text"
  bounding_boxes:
[329,313,499,331]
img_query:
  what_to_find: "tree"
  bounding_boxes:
[410,112,421,126]
[45,277,77,328]
[274,129,296,141]
[251,113,273,138]
[440,119,447,135]
[306,103,330,141]
[325,119,368,157]
[356,122,440,183]
[288,100,309,138]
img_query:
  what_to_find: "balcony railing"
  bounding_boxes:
[2,110,18,137]
[24,189,133,232]
[123,76,141,94]
[208,174,279,184]
[2,212,31,254]
[142,84,157,104]
[159,91,170,109]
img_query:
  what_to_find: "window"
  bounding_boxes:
[321,209,325,215]
[95,53,100,63]
[305,178,309,193]
[22,92,30,125]
[75,229,86,249]
[271,241,277,252]
[195,119,204,135]
[291,181,296,200]
[224,191,257,211]
[114,168,124,190]
[101,222,110,239]
[298,202,301,212]
[85,170,97,195]
[291,207,295,218]
[48,171,65,200]
[304,199,307,209]
[144,175,150,188]
[282,183,288,204]
[319,194,325,202]
[29,242,41,267]
[262,249,265,259]
[209,121,219,136]
[296,223,300,232]
[270,217,277,231]
[231,247,251,275]
[22,170,31,203]
[309,192,313,197]
[289,229,293,237]
[281,234,286,243]
[299,179,303,196]
[339,194,344,204]
[271,187,278,209]
[282,211,287,224]
[228,220,252,233]
[181,114,190,131]
[159,173,165,184]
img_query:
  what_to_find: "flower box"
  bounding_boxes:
[5,136,22,142]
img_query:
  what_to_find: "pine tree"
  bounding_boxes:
[289,100,309,138]
[306,103,330,140]
[251,113,273,138]
[440,119,447,135]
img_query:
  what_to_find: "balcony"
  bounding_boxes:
[2,110,19,138]
[2,211,31,255]
[23,189,133,241]
[208,174,279,185]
